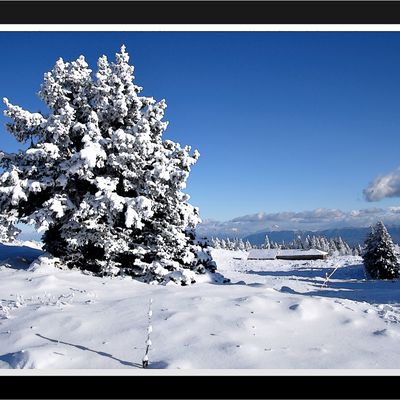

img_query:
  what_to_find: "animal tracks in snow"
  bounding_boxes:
[376,304,400,324]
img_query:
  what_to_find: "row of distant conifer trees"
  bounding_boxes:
[210,221,400,280]
[209,234,363,256]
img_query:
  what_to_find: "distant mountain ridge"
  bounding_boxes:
[243,226,400,247]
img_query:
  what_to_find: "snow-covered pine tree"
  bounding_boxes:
[232,238,238,250]
[296,236,304,249]
[352,244,362,256]
[363,221,400,279]
[0,46,215,284]
[335,237,347,256]
[211,237,221,249]
[344,240,352,255]
[304,235,311,250]
[310,236,317,249]
[394,243,400,257]
[328,238,338,255]
[321,237,330,253]
[230,238,236,250]
[263,234,270,249]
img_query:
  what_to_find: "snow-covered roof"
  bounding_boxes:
[248,249,278,259]
[247,248,328,260]
[278,249,328,256]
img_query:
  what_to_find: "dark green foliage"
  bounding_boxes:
[363,221,399,279]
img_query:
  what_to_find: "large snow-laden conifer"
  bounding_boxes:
[363,221,399,279]
[0,46,215,284]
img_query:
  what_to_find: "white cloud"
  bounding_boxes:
[197,207,400,238]
[364,168,400,201]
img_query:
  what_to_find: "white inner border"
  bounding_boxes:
[1,23,400,376]
[1,24,400,31]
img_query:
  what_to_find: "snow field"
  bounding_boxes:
[1,245,400,368]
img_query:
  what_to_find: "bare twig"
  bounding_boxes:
[320,263,341,289]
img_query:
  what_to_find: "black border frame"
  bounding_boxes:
[1,1,400,398]
[1,1,400,24]
[2,375,400,398]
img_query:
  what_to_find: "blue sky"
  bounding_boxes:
[2,31,400,235]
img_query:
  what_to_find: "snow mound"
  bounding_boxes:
[28,254,64,273]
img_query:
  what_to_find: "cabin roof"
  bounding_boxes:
[247,249,278,259]
[278,249,328,256]
[247,248,328,260]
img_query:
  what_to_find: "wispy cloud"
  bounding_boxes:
[198,207,400,237]
[364,168,400,201]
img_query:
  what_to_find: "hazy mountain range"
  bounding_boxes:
[243,226,400,247]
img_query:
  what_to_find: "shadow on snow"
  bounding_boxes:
[35,333,142,368]
[246,263,366,281]
[303,279,400,304]
[269,263,400,304]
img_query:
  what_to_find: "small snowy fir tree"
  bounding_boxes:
[263,234,270,249]
[237,238,245,251]
[328,238,338,255]
[363,221,400,279]
[335,237,349,256]
[0,46,215,284]
[352,244,363,257]
[211,237,221,249]
[304,236,311,250]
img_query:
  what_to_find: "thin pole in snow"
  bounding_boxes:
[142,298,153,369]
